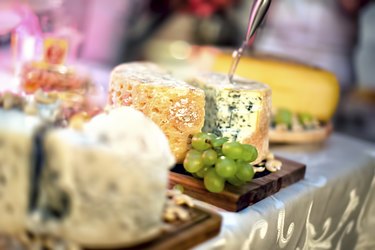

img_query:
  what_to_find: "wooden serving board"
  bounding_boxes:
[88,206,221,250]
[169,157,306,212]
[0,206,221,250]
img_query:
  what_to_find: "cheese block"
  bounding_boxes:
[109,62,205,163]
[32,107,174,248]
[0,110,42,235]
[190,73,271,163]
[211,53,340,122]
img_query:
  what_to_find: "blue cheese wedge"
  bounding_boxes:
[190,73,271,163]
[0,110,42,235]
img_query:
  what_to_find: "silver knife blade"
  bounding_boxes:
[228,0,272,84]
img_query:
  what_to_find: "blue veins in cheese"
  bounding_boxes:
[0,110,42,234]
[190,73,271,163]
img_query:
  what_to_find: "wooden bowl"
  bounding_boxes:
[269,122,333,144]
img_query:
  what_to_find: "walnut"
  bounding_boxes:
[265,160,282,172]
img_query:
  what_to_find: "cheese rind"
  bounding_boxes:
[109,63,205,163]
[190,73,271,163]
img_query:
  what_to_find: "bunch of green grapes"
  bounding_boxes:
[274,108,314,128]
[274,108,293,128]
[183,132,258,193]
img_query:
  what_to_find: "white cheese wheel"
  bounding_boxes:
[33,107,175,248]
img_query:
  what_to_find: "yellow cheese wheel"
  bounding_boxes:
[212,53,340,122]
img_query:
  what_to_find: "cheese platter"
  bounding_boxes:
[269,122,333,144]
[269,108,333,144]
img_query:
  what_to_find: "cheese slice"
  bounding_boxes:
[190,73,271,163]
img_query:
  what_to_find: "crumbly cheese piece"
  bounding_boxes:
[190,73,271,163]
[109,62,205,163]
[0,110,42,235]
[33,107,175,248]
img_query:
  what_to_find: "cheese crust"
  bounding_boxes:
[109,63,205,163]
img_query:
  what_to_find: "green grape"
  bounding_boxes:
[191,133,212,151]
[241,144,258,163]
[275,108,292,127]
[215,156,237,178]
[186,149,201,159]
[183,158,203,173]
[206,133,217,141]
[298,112,313,125]
[202,149,218,166]
[222,141,243,160]
[183,150,203,173]
[204,168,225,193]
[227,176,245,187]
[211,136,229,148]
[236,162,255,182]
[196,167,210,178]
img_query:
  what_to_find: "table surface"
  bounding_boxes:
[194,133,375,250]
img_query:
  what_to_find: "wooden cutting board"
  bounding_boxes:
[89,206,221,250]
[0,206,221,250]
[169,157,306,212]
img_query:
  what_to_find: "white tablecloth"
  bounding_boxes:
[195,134,375,250]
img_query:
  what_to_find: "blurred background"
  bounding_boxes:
[0,0,375,141]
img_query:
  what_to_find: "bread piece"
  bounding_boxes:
[109,63,205,163]
[0,110,42,235]
[190,73,271,163]
[33,107,174,248]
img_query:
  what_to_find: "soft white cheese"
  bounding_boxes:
[33,107,175,248]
